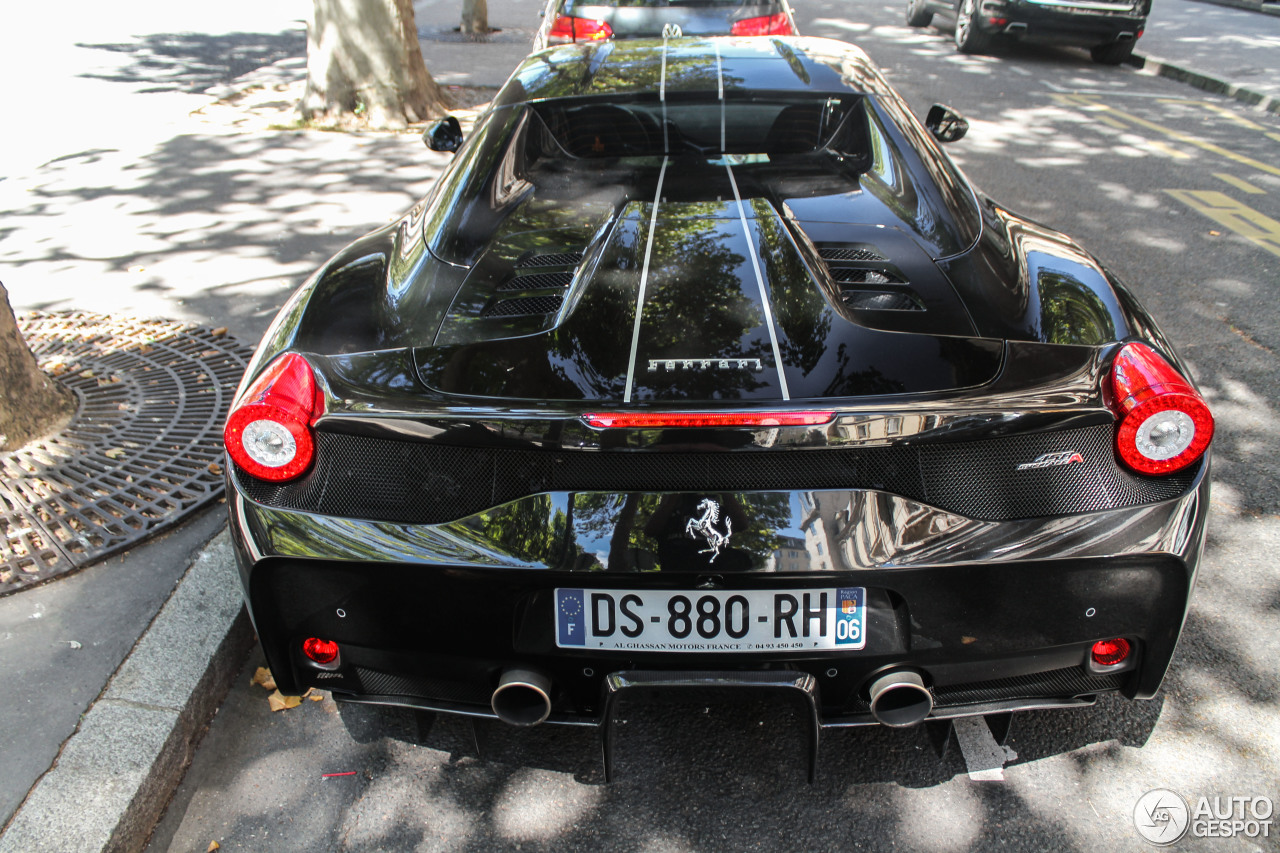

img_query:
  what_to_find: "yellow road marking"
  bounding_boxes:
[1097,105,1280,178]
[1165,190,1280,258]
[1213,173,1266,195]
[1147,140,1192,160]
[1094,115,1129,131]
[1269,133,1280,144]
[1164,99,1267,130]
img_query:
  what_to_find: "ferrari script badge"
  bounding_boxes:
[686,498,732,562]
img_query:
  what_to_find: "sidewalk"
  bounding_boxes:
[0,0,1277,849]
[1134,0,1280,114]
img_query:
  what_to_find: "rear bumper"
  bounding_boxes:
[976,0,1146,45]
[229,464,1209,727]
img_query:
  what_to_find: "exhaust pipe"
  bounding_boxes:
[868,670,934,728]
[491,667,553,726]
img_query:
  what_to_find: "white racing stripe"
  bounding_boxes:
[660,33,669,154]
[723,162,791,400]
[714,41,726,152]
[623,157,670,403]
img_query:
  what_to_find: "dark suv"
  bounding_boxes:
[906,0,1149,64]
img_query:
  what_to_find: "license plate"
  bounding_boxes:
[554,587,866,652]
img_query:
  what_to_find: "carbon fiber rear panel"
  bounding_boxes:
[235,423,1198,524]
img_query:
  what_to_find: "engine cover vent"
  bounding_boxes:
[516,251,585,268]
[497,271,575,291]
[480,294,565,318]
[818,243,926,313]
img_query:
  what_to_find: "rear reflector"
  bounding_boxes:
[547,15,613,43]
[730,12,796,36]
[302,637,339,665]
[1091,637,1131,667]
[1109,342,1213,475]
[583,411,834,428]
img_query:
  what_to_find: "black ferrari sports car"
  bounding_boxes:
[224,36,1212,776]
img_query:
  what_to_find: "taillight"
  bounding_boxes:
[1109,342,1213,475]
[730,13,795,36]
[224,353,324,482]
[547,15,613,44]
[583,411,834,428]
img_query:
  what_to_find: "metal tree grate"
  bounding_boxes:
[0,313,253,595]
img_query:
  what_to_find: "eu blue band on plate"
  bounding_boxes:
[834,586,864,647]
[557,588,586,646]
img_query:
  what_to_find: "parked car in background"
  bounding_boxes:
[907,0,1149,64]
[533,0,796,49]
[224,36,1212,779]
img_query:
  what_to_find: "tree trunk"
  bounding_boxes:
[0,284,75,452]
[461,0,490,36]
[301,0,453,130]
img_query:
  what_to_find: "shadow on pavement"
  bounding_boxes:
[77,31,306,94]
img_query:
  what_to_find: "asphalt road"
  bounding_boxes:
[139,4,1280,852]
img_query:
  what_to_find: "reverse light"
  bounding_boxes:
[583,411,834,428]
[730,13,796,36]
[547,15,613,43]
[302,637,340,665]
[1091,637,1131,667]
[1109,342,1213,475]
[224,353,325,482]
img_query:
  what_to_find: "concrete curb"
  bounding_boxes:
[1181,0,1280,14]
[0,531,253,853]
[1131,52,1280,116]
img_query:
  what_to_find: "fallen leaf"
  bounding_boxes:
[268,690,303,712]
[208,463,223,476]
[310,691,324,702]
[208,841,221,852]
[138,344,154,355]
[251,666,277,690]
[961,636,977,645]
[79,370,95,378]
[104,448,126,460]
[0,571,13,584]
[211,327,228,337]
[1209,230,1221,236]
[96,376,122,387]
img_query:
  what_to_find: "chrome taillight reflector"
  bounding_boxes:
[1110,342,1213,475]
[224,353,325,482]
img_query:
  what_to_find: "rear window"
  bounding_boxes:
[526,94,868,160]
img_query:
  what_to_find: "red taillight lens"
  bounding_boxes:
[582,411,834,428]
[224,353,324,482]
[1109,342,1213,475]
[730,13,795,36]
[1091,637,1131,667]
[547,15,613,43]
[302,637,339,665]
